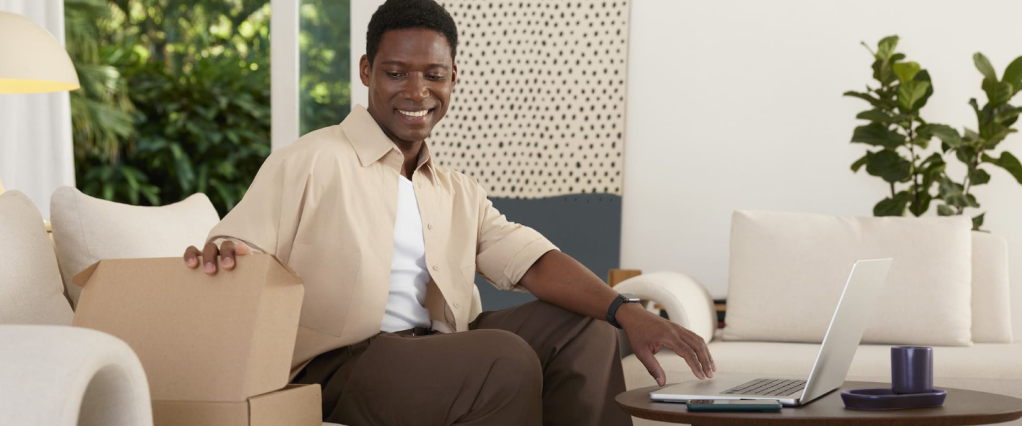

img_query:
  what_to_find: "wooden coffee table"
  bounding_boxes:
[616,381,1022,425]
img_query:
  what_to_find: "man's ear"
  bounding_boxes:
[359,54,371,87]
[451,63,457,86]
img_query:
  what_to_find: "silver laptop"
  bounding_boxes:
[650,258,893,406]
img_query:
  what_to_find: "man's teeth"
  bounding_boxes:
[398,109,429,117]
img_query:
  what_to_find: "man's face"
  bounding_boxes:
[360,28,457,145]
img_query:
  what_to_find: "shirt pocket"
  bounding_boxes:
[288,242,361,337]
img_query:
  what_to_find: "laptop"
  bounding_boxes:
[650,258,893,406]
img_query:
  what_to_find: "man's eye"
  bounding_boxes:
[387,72,404,78]
[428,74,446,80]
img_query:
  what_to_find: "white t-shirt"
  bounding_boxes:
[380,175,432,333]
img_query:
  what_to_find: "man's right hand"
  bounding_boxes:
[183,241,250,274]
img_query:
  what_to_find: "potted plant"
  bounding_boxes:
[846,36,1022,230]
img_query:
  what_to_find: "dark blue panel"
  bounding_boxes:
[474,193,622,311]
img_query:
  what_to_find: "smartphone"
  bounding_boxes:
[686,399,783,412]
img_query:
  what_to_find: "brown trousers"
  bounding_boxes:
[292,300,632,426]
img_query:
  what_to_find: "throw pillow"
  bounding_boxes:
[49,187,220,309]
[0,191,74,324]
[724,210,972,346]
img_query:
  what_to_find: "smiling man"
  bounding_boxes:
[182,0,714,425]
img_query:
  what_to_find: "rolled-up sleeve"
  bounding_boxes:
[473,184,558,292]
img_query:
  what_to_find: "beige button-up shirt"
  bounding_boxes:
[206,105,558,371]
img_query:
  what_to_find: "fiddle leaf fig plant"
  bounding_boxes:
[845,36,950,217]
[933,53,1022,230]
[847,36,1022,231]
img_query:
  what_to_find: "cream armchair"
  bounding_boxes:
[0,326,153,426]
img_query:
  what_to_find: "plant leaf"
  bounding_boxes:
[851,154,868,172]
[898,80,930,112]
[856,109,907,124]
[874,191,912,217]
[969,168,991,186]
[911,70,935,110]
[877,36,899,60]
[1003,56,1022,96]
[972,213,986,231]
[920,153,946,190]
[938,176,970,209]
[851,123,905,149]
[865,150,913,183]
[937,204,956,216]
[982,152,1022,185]
[916,123,961,148]
[974,52,998,81]
[844,91,882,107]
[982,78,1013,106]
[910,190,933,217]
[893,61,921,83]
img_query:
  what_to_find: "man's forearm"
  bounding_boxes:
[517,250,622,321]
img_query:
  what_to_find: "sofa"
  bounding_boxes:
[0,186,480,425]
[615,210,1022,426]
[0,190,153,426]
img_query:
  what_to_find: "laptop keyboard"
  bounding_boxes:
[721,378,806,396]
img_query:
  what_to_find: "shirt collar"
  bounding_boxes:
[341,105,436,179]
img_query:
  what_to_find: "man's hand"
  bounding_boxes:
[183,241,250,274]
[616,302,716,387]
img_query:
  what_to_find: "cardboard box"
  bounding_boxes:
[72,255,321,426]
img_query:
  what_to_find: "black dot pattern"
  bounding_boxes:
[431,0,629,197]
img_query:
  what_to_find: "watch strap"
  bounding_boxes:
[606,294,634,329]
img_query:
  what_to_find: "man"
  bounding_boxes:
[183,0,714,424]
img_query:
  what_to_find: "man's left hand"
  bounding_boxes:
[616,303,716,387]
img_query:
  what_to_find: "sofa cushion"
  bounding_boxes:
[724,210,972,346]
[0,191,73,325]
[971,232,1013,343]
[49,187,220,308]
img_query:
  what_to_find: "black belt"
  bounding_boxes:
[393,326,438,336]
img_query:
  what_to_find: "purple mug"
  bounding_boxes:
[891,346,933,394]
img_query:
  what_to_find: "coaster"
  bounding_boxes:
[841,388,947,410]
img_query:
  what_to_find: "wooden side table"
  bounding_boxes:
[616,381,1022,425]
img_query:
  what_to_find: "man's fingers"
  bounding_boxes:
[634,348,667,387]
[202,242,219,275]
[183,246,201,268]
[220,241,237,270]
[234,242,251,256]
[666,340,706,380]
[680,334,714,379]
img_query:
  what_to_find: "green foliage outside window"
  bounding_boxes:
[65,0,350,217]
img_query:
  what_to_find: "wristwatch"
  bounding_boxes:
[606,293,641,329]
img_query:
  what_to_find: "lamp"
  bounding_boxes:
[0,10,81,194]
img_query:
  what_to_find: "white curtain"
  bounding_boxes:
[0,0,75,218]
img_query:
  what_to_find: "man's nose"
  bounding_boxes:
[404,75,429,102]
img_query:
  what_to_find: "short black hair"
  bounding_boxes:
[366,0,458,67]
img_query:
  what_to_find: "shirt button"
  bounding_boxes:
[427,223,433,230]
[432,265,440,271]
[418,181,423,188]
[454,302,461,309]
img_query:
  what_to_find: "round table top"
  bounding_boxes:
[616,381,1022,425]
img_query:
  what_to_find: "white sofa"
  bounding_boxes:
[2,187,483,426]
[615,211,1021,426]
[0,190,153,426]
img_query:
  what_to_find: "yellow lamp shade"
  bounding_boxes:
[0,11,80,94]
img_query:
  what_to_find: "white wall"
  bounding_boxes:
[621,0,1022,341]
